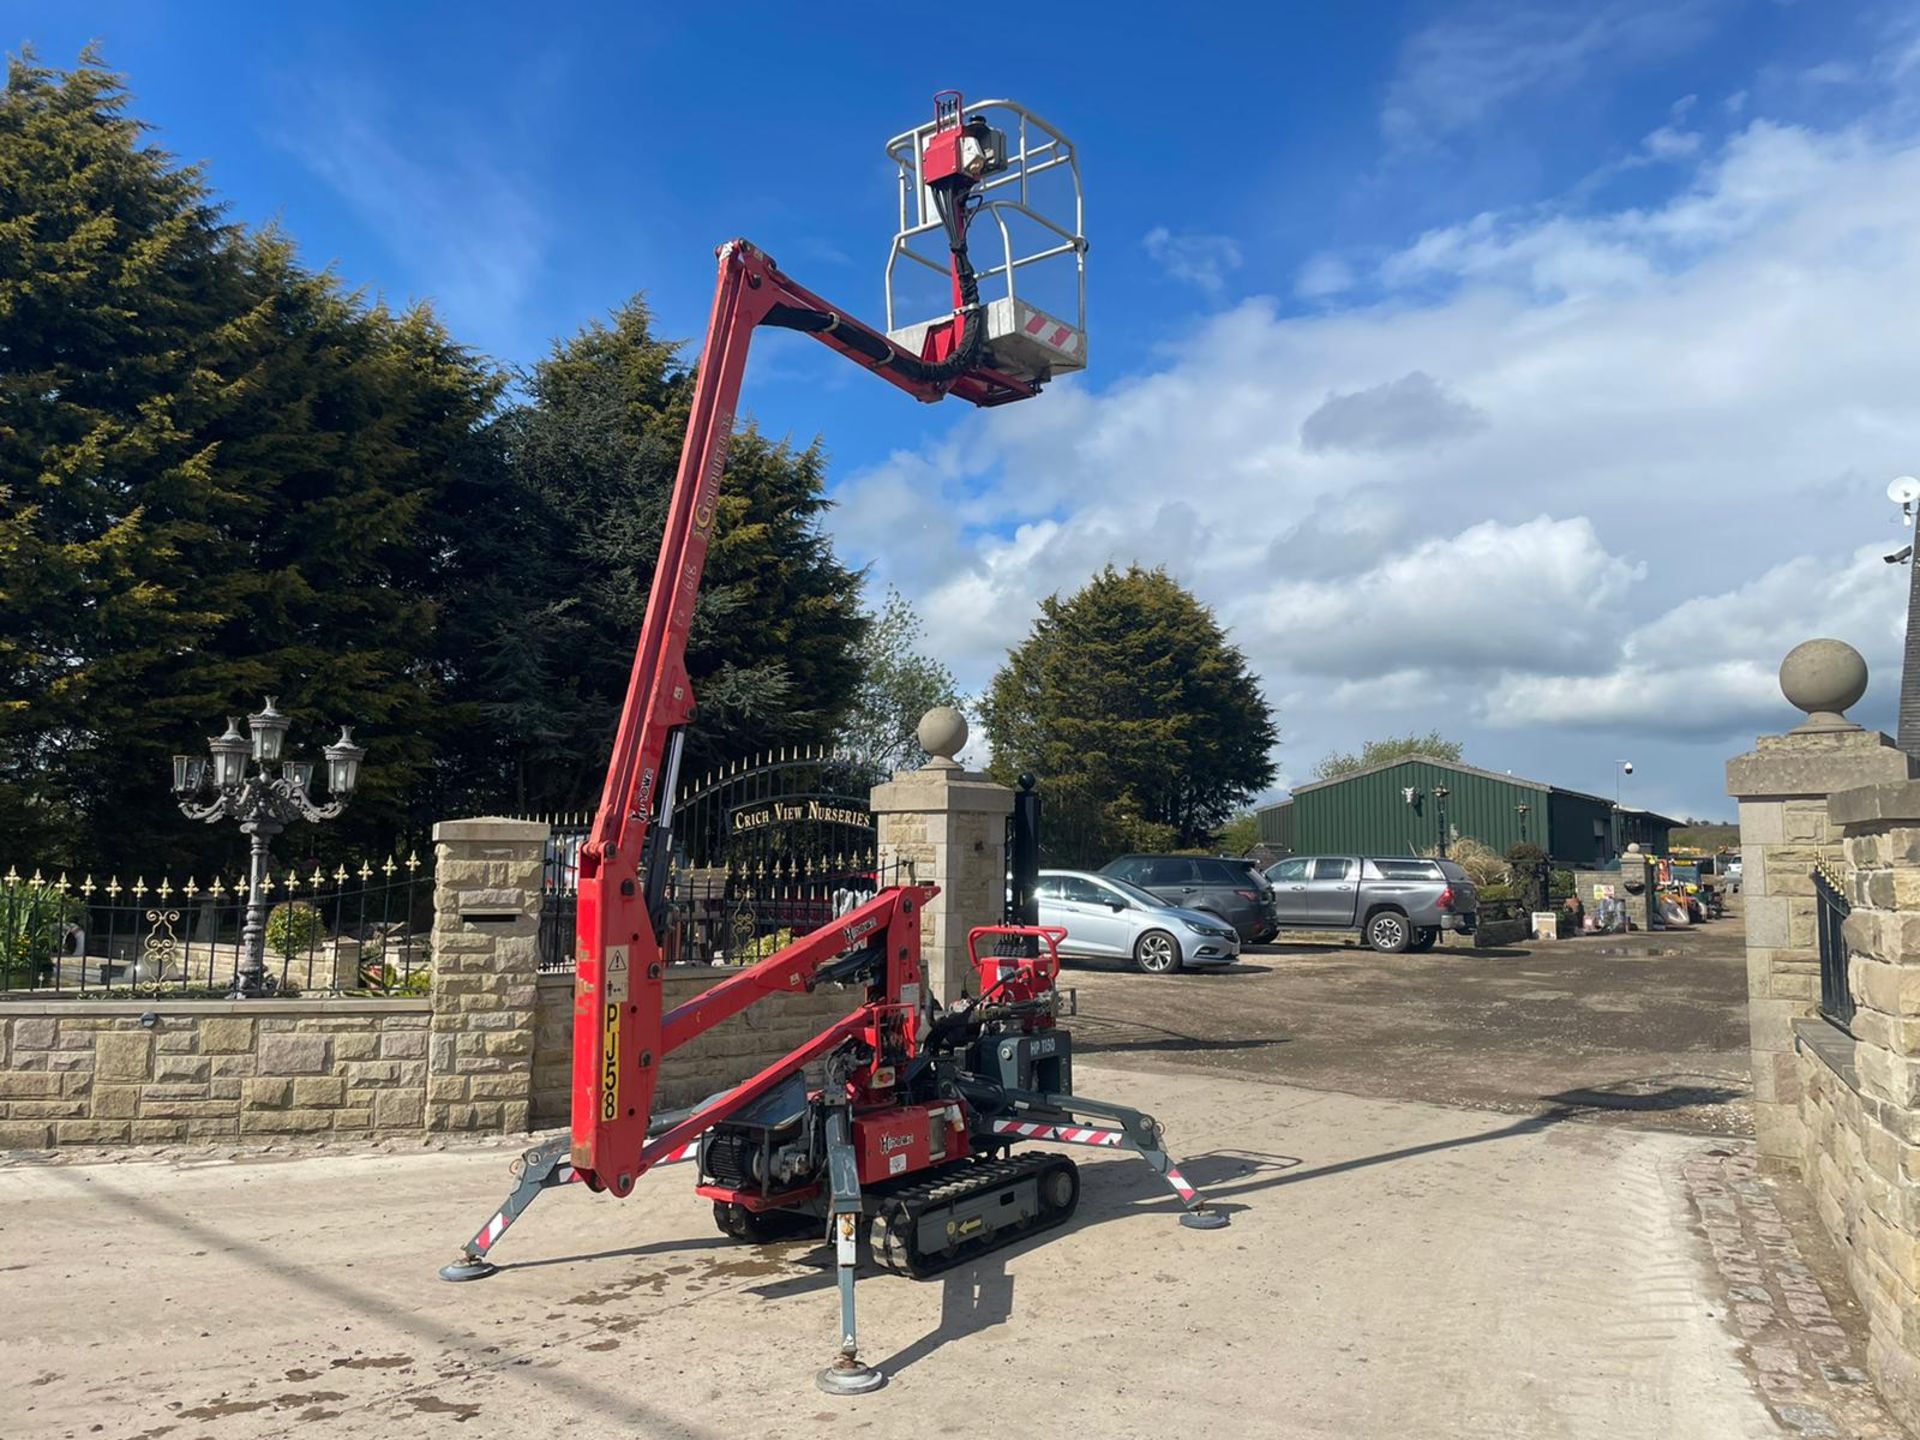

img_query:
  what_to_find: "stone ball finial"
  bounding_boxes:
[1780,638,1867,733]
[917,706,969,768]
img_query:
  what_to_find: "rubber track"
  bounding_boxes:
[871,1151,1078,1279]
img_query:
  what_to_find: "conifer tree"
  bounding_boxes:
[982,565,1277,864]
[439,298,867,810]
[0,52,500,871]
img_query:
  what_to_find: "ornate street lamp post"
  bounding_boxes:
[1433,784,1450,859]
[173,698,365,996]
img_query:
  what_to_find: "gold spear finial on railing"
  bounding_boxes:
[79,874,96,898]
[53,871,70,894]
[105,876,122,899]
[155,878,173,901]
[183,877,200,899]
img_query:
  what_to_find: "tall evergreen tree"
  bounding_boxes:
[437,299,867,810]
[982,565,1277,864]
[0,52,501,873]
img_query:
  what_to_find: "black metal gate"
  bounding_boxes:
[533,746,885,971]
[1813,860,1853,1031]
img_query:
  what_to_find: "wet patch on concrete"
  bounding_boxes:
[403,1395,481,1422]
[329,1353,413,1370]
[178,1397,273,1420]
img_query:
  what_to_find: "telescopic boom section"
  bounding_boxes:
[569,238,1033,1191]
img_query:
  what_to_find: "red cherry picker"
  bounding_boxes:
[441,95,1227,1395]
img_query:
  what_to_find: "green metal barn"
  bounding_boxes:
[1254,755,1672,865]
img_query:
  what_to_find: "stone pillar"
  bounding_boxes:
[428,817,548,1133]
[870,707,1014,1005]
[1728,640,1914,1165]
[1826,779,1920,1420]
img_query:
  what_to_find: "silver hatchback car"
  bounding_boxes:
[1036,869,1242,975]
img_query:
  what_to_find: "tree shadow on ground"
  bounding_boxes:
[1540,1076,1746,1113]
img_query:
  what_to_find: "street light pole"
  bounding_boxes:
[174,698,365,996]
[1433,785,1450,859]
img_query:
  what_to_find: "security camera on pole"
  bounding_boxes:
[1885,476,1920,757]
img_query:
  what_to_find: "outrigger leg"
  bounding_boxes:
[440,1129,703,1281]
[441,1136,577,1281]
[957,1081,1231,1231]
[816,1097,885,1396]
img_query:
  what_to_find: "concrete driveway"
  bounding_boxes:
[3,1062,1789,1440]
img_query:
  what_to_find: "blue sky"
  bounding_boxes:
[11,1,1920,822]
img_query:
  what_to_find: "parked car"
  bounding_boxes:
[1098,855,1277,943]
[1261,855,1477,953]
[1035,869,1241,975]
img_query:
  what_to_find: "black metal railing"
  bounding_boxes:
[533,834,886,973]
[0,856,432,998]
[1814,861,1854,1031]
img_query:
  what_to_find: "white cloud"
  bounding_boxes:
[1295,253,1356,299]
[828,76,1920,815]
[1380,1,1721,149]
[1483,546,1906,737]
[1142,227,1243,295]
[1299,371,1489,453]
[1644,124,1704,160]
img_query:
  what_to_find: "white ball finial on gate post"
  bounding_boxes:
[917,706,968,769]
[1780,638,1868,733]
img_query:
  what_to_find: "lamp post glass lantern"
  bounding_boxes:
[174,697,365,996]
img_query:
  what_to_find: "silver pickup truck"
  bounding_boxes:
[1261,856,1479,953]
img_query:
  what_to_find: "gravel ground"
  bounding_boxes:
[1060,907,1752,1136]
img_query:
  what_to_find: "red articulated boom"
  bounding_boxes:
[442,94,1225,1396]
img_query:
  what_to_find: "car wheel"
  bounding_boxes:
[1408,928,1437,953]
[1133,929,1183,975]
[1367,910,1412,954]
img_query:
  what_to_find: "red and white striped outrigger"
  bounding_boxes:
[460,1134,704,1263]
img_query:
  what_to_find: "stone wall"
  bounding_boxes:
[1729,727,1915,1161]
[529,971,855,1126]
[0,1000,430,1146]
[0,789,1000,1150]
[1790,778,1920,1422]
[1728,641,1920,1430]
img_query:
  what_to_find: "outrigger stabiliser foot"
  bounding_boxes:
[818,1357,886,1397]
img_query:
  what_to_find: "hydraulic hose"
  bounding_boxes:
[762,183,984,388]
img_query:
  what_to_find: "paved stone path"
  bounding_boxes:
[1682,1143,1906,1437]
